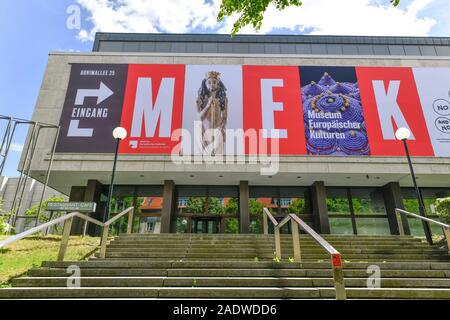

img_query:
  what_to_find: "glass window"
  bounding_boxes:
[177,186,207,214]
[249,186,309,216]
[401,188,449,237]
[176,186,238,216]
[329,217,354,235]
[326,187,390,235]
[279,187,307,215]
[250,186,278,215]
[135,186,164,233]
[351,188,387,215]
[356,218,390,235]
[326,188,350,215]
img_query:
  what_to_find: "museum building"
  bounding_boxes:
[22,33,450,236]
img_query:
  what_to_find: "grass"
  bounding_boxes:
[0,235,100,287]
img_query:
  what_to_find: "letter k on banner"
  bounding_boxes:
[356,67,434,156]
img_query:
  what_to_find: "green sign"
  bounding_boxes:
[46,202,96,212]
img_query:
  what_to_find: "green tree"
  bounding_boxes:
[208,197,226,215]
[249,198,264,214]
[326,198,349,213]
[25,195,67,223]
[24,195,67,233]
[218,0,401,35]
[225,218,239,233]
[435,197,450,224]
[186,197,206,214]
[225,197,238,214]
[287,198,304,214]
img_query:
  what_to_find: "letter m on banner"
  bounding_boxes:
[356,67,434,156]
[119,64,185,154]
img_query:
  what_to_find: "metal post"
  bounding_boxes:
[444,227,450,254]
[331,253,346,300]
[402,140,433,244]
[291,221,301,262]
[99,225,109,259]
[11,123,38,226]
[263,211,268,234]
[0,118,12,172]
[82,213,89,237]
[274,227,281,260]
[0,121,19,177]
[127,209,134,234]
[35,126,60,227]
[58,217,73,261]
[16,126,42,222]
[44,211,54,235]
[333,265,347,300]
[395,209,405,235]
[103,138,120,222]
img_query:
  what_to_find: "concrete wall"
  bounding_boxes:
[0,176,66,232]
[23,52,450,193]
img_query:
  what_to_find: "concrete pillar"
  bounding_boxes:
[383,182,410,235]
[69,186,86,234]
[311,181,330,234]
[83,180,104,236]
[160,180,176,233]
[239,181,250,234]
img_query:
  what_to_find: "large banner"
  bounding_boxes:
[56,64,450,157]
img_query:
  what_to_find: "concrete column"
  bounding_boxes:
[311,181,330,234]
[69,186,86,234]
[383,182,410,235]
[239,181,250,234]
[160,180,176,233]
[83,180,104,236]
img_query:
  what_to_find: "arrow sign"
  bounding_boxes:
[75,82,114,105]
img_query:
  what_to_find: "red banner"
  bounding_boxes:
[356,67,434,156]
[119,64,185,154]
[243,65,306,155]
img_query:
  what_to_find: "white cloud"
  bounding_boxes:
[10,143,23,153]
[76,0,220,41]
[76,0,437,41]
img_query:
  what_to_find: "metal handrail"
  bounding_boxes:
[263,208,346,300]
[395,208,450,253]
[0,207,134,261]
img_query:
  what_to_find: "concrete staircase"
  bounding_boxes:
[1,234,450,299]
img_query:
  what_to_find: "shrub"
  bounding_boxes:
[435,197,450,224]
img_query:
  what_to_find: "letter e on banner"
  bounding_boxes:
[356,67,434,156]
[119,64,185,154]
[243,66,306,155]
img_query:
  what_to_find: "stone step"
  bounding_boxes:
[112,238,423,243]
[110,241,428,247]
[107,243,430,248]
[27,267,450,278]
[102,252,450,260]
[12,276,450,288]
[115,234,418,239]
[107,246,444,254]
[2,287,450,299]
[42,260,450,270]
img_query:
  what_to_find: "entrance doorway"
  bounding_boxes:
[192,217,221,234]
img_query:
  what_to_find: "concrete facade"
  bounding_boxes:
[0,176,65,232]
[18,34,450,235]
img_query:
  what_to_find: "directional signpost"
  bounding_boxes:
[45,202,97,236]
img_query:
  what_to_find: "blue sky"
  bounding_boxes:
[0,0,449,177]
